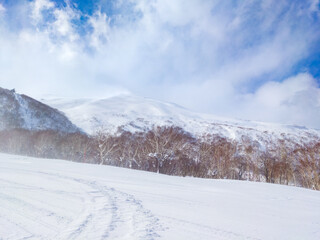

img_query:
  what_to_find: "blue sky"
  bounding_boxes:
[0,0,320,128]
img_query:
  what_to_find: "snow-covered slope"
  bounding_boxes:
[0,153,319,240]
[44,94,320,145]
[0,87,79,133]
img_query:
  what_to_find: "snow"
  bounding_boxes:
[0,87,79,133]
[43,94,320,145]
[1,153,320,240]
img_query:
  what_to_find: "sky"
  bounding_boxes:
[0,0,320,128]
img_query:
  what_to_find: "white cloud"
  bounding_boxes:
[0,0,320,128]
[88,11,111,49]
[0,4,5,14]
[236,73,320,128]
[310,0,320,12]
[52,5,79,41]
[30,0,54,23]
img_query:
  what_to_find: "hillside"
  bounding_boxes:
[0,90,318,189]
[44,94,320,146]
[0,87,79,133]
[0,153,319,240]
[41,95,320,190]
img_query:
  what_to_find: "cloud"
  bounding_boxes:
[235,73,320,128]
[88,11,110,49]
[30,0,54,23]
[51,4,79,40]
[0,0,319,128]
[310,0,320,12]
[0,3,5,13]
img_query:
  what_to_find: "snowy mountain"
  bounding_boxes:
[0,87,80,133]
[0,90,318,189]
[44,94,320,146]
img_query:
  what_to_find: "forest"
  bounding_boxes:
[0,126,319,190]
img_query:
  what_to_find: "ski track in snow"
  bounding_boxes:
[0,167,161,240]
[1,154,320,240]
[0,167,258,240]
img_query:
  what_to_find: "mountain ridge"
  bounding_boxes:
[43,94,320,148]
[0,87,80,133]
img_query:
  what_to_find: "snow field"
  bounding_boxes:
[0,153,320,240]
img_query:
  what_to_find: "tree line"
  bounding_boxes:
[0,126,319,190]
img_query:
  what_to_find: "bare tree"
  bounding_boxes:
[296,144,320,190]
[94,128,119,165]
[143,126,191,174]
